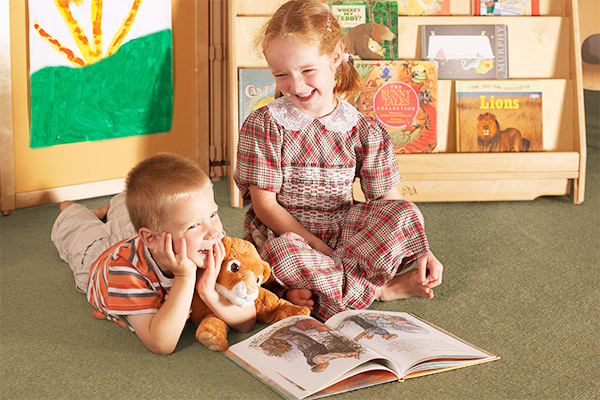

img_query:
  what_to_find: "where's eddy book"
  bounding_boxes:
[328,1,398,60]
[225,310,499,400]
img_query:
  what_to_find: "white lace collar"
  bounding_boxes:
[267,97,360,133]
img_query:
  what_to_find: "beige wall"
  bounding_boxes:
[3,0,209,211]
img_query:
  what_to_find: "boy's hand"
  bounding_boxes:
[152,232,196,278]
[416,250,443,288]
[196,239,225,300]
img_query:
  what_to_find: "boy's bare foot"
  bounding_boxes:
[91,205,110,220]
[59,200,75,211]
[286,288,315,310]
[59,201,109,220]
[376,269,434,301]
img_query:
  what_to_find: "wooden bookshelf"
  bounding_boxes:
[225,0,586,206]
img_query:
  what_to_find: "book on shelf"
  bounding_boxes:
[455,80,543,152]
[473,0,539,16]
[420,24,509,80]
[352,60,438,154]
[398,0,450,16]
[225,310,499,400]
[328,1,398,60]
[238,68,276,128]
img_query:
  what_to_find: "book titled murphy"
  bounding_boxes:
[421,24,509,80]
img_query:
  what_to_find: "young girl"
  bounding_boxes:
[234,0,443,321]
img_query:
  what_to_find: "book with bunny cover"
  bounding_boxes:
[353,60,438,154]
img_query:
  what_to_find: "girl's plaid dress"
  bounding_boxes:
[234,97,429,320]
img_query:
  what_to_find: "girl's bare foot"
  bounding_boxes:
[376,269,434,301]
[286,288,315,310]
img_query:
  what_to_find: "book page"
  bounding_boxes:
[326,310,495,377]
[227,315,400,398]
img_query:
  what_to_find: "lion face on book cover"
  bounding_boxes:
[189,236,310,351]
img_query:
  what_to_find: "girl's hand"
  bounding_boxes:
[196,239,225,300]
[152,233,196,278]
[415,250,443,288]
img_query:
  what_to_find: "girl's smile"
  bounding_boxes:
[265,36,342,118]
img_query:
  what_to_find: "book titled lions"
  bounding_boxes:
[328,1,398,60]
[225,311,498,399]
[456,80,543,152]
[353,60,438,154]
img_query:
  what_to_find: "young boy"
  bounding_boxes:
[51,153,256,354]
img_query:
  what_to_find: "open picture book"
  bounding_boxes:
[225,310,499,399]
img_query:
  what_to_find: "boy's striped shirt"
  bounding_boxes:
[87,236,173,330]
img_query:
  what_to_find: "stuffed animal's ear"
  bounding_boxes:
[222,236,232,258]
[261,260,271,284]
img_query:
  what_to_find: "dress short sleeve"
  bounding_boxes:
[355,115,401,201]
[234,107,283,200]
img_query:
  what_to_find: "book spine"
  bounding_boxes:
[473,0,481,16]
[496,24,509,79]
[420,25,426,59]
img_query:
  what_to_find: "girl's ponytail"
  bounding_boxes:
[335,55,364,101]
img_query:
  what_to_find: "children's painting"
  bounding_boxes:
[28,0,173,148]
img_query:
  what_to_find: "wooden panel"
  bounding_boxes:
[353,178,571,202]
[16,178,125,209]
[394,152,580,178]
[0,0,15,213]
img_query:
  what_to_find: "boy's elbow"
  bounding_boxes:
[145,340,177,355]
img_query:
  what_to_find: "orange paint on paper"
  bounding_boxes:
[35,0,143,67]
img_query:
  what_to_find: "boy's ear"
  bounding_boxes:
[139,227,159,249]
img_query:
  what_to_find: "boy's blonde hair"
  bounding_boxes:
[125,152,211,232]
[258,0,363,100]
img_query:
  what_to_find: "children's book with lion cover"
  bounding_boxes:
[225,310,499,400]
[473,0,539,16]
[398,0,450,16]
[327,1,398,60]
[238,68,276,129]
[352,60,438,154]
[455,80,543,152]
[421,24,509,80]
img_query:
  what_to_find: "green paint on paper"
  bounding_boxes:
[30,29,173,148]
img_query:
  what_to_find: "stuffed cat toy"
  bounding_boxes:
[189,236,310,351]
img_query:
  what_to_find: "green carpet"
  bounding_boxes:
[1,90,598,399]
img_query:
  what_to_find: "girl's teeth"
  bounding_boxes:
[298,91,312,98]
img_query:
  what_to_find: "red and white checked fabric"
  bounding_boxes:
[234,97,430,320]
